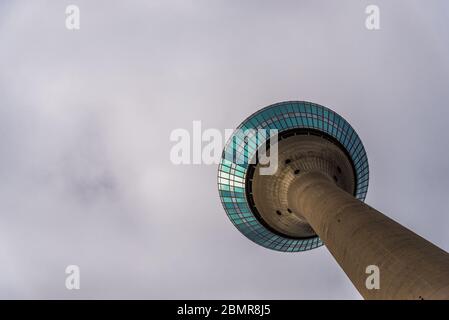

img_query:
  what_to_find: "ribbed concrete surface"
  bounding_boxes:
[288,171,449,299]
[252,134,354,238]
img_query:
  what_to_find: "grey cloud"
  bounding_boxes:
[0,0,448,298]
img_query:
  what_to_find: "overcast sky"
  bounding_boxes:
[1,0,449,299]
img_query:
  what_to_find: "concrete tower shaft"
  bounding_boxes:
[288,171,449,299]
[252,135,449,299]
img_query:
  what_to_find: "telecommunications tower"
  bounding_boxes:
[218,101,449,299]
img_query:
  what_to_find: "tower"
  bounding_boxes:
[218,101,449,299]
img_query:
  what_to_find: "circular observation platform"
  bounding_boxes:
[217,101,369,252]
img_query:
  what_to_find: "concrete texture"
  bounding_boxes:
[252,134,449,299]
[288,170,449,299]
[252,134,355,238]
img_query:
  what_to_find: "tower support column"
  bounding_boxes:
[288,171,449,300]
